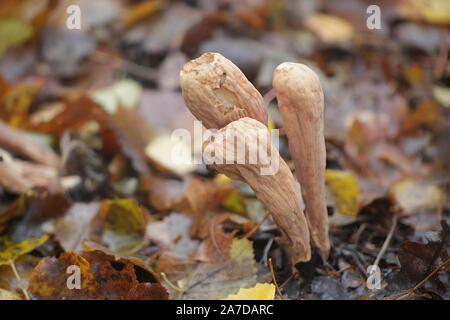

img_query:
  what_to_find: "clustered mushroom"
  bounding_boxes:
[180,52,329,265]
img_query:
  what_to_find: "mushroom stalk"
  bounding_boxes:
[203,117,311,265]
[273,63,330,259]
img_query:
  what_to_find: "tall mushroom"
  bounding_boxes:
[180,53,311,264]
[180,52,268,129]
[203,117,311,264]
[273,63,330,260]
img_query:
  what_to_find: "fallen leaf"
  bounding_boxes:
[389,178,444,215]
[305,13,354,43]
[325,169,360,225]
[54,202,101,252]
[0,254,41,296]
[0,288,21,300]
[28,251,101,300]
[223,283,275,300]
[0,19,33,59]
[145,132,196,175]
[126,283,169,300]
[176,238,258,300]
[98,199,146,255]
[398,221,449,284]
[0,235,48,265]
[81,250,138,300]
[91,79,142,115]
[82,240,158,280]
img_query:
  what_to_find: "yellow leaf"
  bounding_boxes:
[325,169,360,217]
[305,13,354,43]
[0,235,48,265]
[0,19,34,59]
[224,283,275,300]
[214,174,232,185]
[221,190,247,216]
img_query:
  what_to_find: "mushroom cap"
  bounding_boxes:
[180,52,268,129]
[273,62,324,121]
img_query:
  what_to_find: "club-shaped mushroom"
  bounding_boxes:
[180,52,268,129]
[273,62,330,260]
[203,117,311,264]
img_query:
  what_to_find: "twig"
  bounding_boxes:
[160,272,185,293]
[411,259,449,292]
[268,258,285,300]
[241,210,270,239]
[279,270,298,289]
[9,260,30,300]
[373,214,397,267]
[353,223,366,246]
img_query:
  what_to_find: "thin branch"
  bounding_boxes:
[241,210,270,239]
[374,214,397,267]
[412,259,449,292]
[9,260,30,300]
[160,272,185,293]
[268,258,285,300]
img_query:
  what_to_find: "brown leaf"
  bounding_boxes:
[81,250,138,300]
[28,251,101,300]
[126,283,168,300]
[398,221,449,283]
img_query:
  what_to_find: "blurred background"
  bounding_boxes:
[0,0,448,300]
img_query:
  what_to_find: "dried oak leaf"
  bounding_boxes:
[80,250,138,300]
[82,240,158,281]
[28,251,101,300]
